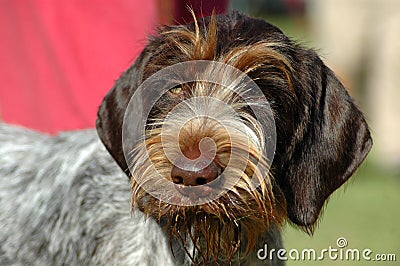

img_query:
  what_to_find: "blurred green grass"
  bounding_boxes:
[260,14,312,47]
[283,160,400,265]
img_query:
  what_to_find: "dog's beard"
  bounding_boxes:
[128,105,285,264]
[131,150,283,264]
[136,189,279,264]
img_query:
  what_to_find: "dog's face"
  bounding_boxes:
[96,12,372,263]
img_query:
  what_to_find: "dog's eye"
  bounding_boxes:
[169,86,183,95]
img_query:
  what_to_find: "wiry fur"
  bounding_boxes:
[131,93,285,263]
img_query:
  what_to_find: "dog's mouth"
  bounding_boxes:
[173,179,222,201]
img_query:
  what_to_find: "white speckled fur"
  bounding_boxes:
[0,123,177,265]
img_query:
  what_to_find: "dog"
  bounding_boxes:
[0,11,371,265]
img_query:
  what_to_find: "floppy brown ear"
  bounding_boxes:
[96,50,150,177]
[278,56,372,229]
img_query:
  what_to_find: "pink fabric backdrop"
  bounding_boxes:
[0,1,157,133]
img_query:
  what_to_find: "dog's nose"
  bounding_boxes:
[171,161,220,187]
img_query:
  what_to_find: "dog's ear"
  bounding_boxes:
[278,55,372,229]
[96,50,150,177]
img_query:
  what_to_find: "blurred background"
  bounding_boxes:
[0,1,399,265]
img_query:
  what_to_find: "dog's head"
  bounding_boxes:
[96,12,372,263]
